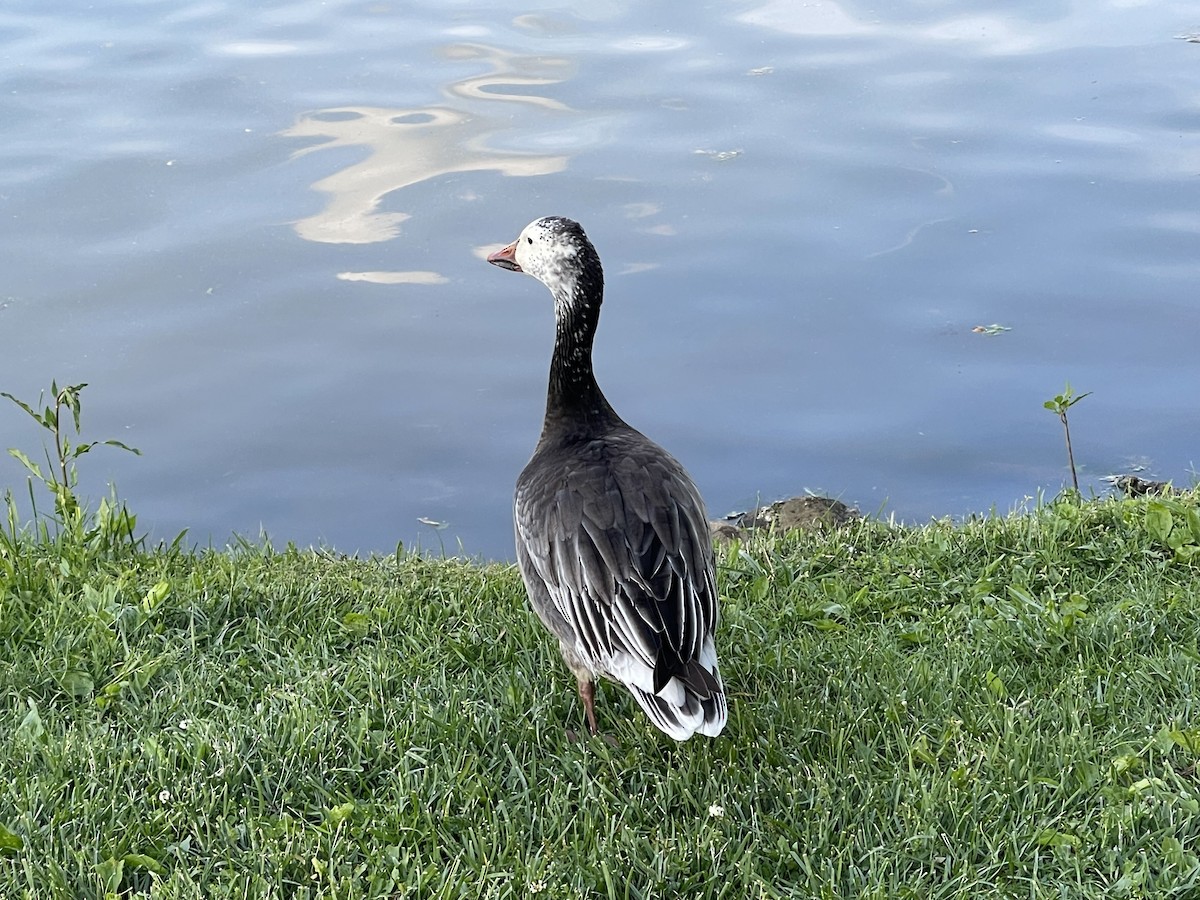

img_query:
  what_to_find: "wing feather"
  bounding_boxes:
[517,433,718,676]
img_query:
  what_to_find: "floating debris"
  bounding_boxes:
[417,517,449,529]
[694,148,743,162]
[972,323,1011,335]
[747,66,774,76]
[1120,457,1153,474]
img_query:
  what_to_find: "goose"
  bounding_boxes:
[487,216,727,741]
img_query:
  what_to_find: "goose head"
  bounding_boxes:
[487,216,602,304]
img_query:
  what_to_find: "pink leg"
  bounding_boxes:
[578,678,599,736]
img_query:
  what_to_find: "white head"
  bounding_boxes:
[487,216,603,305]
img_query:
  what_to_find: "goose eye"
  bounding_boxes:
[526,237,533,244]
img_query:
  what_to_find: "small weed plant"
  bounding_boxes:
[1044,382,1091,493]
[1145,493,1200,563]
[2,381,142,559]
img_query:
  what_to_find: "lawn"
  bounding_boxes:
[3,484,1199,898]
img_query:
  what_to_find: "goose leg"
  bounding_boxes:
[578,677,599,736]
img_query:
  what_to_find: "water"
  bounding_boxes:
[1,0,1198,559]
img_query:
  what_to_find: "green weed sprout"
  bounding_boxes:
[2,380,141,551]
[1044,383,1091,494]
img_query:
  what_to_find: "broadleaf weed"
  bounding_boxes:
[2,380,142,560]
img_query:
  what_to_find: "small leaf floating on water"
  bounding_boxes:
[746,66,774,76]
[694,148,743,161]
[972,323,1011,335]
[417,517,449,530]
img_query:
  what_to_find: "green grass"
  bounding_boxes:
[2,492,1200,898]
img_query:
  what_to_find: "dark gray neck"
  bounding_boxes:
[542,271,621,440]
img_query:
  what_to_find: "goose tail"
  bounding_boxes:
[626,660,727,741]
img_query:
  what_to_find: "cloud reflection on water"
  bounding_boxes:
[336,271,449,285]
[737,0,1186,54]
[284,43,573,247]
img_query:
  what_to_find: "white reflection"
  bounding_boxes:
[213,40,305,56]
[473,244,511,262]
[738,0,876,37]
[920,16,1045,55]
[440,43,572,110]
[1145,211,1200,234]
[337,271,450,285]
[623,202,661,219]
[611,35,691,52]
[865,217,954,259]
[1044,122,1141,145]
[737,0,1166,55]
[617,262,659,276]
[285,43,573,245]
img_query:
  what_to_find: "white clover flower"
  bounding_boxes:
[158,790,171,803]
[708,803,726,818]
[528,880,547,894]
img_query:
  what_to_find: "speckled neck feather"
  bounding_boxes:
[542,228,621,440]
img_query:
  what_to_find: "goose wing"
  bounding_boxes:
[515,433,720,701]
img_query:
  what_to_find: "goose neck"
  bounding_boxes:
[543,282,616,433]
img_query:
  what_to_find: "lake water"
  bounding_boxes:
[1,0,1198,559]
